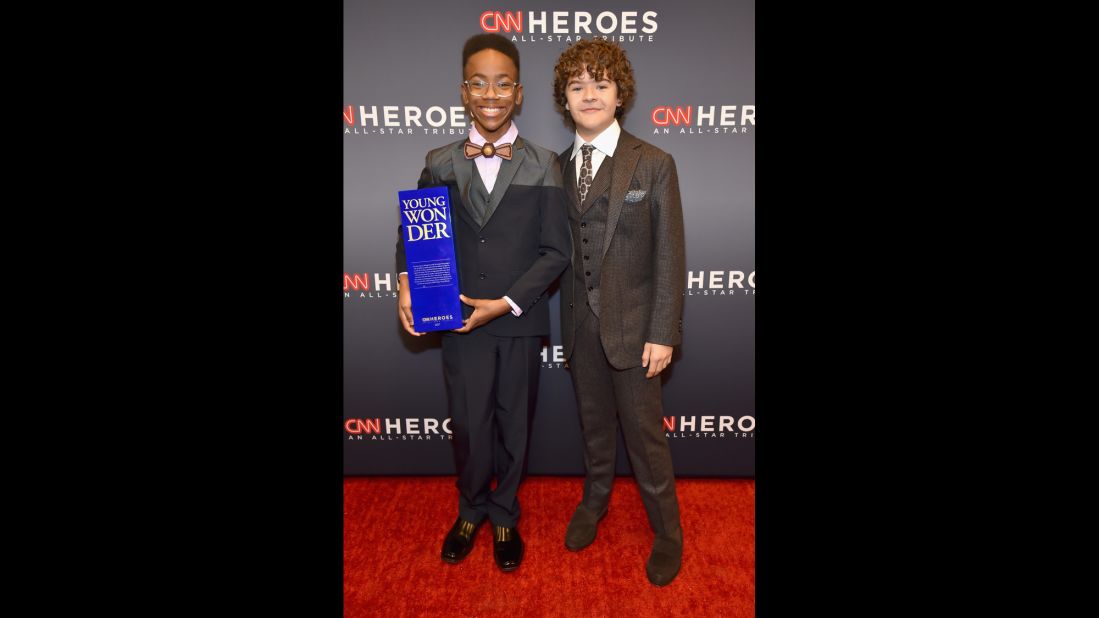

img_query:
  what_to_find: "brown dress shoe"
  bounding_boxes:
[646,536,683,586]
[564,504,607,551]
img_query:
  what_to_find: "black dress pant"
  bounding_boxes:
[442,329,541,528]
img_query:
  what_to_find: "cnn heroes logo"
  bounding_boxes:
[541,345,565,369]
[651,105,755,135]
[664,414,755,439]
[343,105,469,136]
[344,272,398,300]
[686,270,756,297]
[345,417,453,441]
[480,10,659,43]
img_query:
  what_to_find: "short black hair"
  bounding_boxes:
[462,34,520,79]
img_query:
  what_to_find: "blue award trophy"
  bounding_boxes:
[398,185,464,332]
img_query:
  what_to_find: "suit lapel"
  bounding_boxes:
[563,151,579,206]
[449,143,477,228]
[482,137,526,228]
[601,130,641,261]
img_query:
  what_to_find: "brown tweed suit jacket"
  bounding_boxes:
[559,130,686,370]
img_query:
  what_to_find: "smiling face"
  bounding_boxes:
[565,69,622,142]
[460,49,523,143]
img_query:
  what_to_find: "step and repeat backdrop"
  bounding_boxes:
[344,0,754,476]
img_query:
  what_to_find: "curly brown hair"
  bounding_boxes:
[552,39,635,121]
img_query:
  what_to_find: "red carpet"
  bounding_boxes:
[345,476,754,617]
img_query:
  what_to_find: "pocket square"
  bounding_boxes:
[624,189,647,203]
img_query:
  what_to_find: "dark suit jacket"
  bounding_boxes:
[396,136,572,337]
[560,130,686,368]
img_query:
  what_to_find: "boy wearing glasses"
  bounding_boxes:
[395,33,570,573]
[552,39,687,586]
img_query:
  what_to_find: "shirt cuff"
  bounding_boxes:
[503,295,522,317]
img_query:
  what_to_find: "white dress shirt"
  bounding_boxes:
[570,119,621,184]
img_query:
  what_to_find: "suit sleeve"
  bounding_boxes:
[395,157,436,274]
[645,152,686,347]
[504,154,572,312]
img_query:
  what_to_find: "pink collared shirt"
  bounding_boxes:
[468,121,519,194]
[469,122,522,316]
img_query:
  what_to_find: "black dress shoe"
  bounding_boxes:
[441,517,483,564]
[492,525,524,572]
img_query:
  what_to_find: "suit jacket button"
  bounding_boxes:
[479,273,486,280]
[587,286,593,292]
[569,303,573,308]
[580,222,587,228]
[582,238,588,244]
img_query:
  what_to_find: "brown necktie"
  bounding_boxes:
[577,144,595,206]
[464,141,513,160]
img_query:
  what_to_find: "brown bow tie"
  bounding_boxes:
[464,141,513,160]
